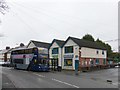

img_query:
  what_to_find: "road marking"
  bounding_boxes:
[52,78,79,88]
[33,73,45,78]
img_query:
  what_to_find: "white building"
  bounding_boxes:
[62,36,107,70]
[49,39,65,67]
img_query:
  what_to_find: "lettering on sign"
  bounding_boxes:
[64,54,74,59]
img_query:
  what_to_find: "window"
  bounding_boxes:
[52,48,59,54]
[102,50,104,55]
[14,59,24,64]
[64,59,72,66]
[65,46,73,53]
[103,59,106,64]
[82,59,87,66]
[90,60,94,65]
[96,50,99,54]
[96,59,99,64]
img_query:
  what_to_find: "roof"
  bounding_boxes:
[62,36,106,50]
[0,48,14,54]
[12,46,27,51]
[49,39,65,49]
[27,40,50,49]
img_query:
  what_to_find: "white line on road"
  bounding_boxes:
[52,78,79,88]
[33,73,45,78]
[33,73,79,88]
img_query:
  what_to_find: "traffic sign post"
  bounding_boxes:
[75,55,79,75]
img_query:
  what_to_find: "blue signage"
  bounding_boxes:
[64,54,74,59]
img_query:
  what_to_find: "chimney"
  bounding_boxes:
[6,46,10,50]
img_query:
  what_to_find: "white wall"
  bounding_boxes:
[49,42,62,66]
[81,47,107,59]
[62,39,79,70]
[27,42,36,48]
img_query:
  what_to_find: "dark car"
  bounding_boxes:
[2,61,11,67]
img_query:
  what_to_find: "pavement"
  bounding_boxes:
[0,66,119,88]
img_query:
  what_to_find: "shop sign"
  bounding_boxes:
[52,55,58,59]
[64,54,74,59]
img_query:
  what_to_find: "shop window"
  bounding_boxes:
[65,46,73,53]
[64,59,72,66]
[102,50,104,55]
[96,59,99,64]
[52,48,59,54]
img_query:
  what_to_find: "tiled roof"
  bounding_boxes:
[49,39,65,48]
[29,40,50,49]
[62,36,106,50]
[12,46,27,51]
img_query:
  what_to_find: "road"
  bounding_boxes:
[0,66,119,88]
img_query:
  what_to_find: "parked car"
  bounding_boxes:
[0,61,5,66]
[2,61,11,67]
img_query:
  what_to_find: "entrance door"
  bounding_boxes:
[50,58,58,71]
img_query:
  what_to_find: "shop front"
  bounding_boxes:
[63,54,74,70]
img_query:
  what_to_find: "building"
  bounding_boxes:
[27,40,50,55]
[62,36,107,71]
[0,50,4,61]
[0,48,13,62]
[49,39,65,67]
[27,40,50,49]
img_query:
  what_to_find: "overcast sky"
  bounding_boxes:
[0,0,119,52]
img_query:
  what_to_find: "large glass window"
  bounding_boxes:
[52,48,59,54]
[96,59,99,64]
[64,59,72,66]
[65,46,73,53]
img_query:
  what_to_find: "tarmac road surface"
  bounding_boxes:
[0,66,118,88]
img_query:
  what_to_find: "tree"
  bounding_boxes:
[0,0,9,15]
[111,52,120,63]
[82,34,95,42]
